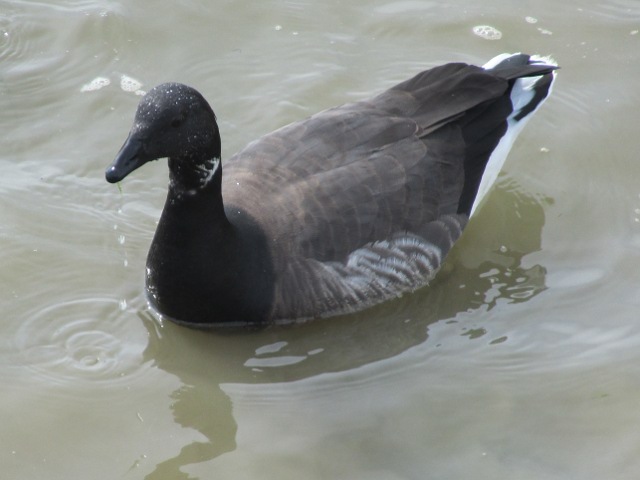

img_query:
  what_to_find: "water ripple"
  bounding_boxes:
[0,8,28,65]
[15,297,149,387]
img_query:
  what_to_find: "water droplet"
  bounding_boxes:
[274,25,282,31]
[499,245,508,253]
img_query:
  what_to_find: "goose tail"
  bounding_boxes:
[469,53,558,216]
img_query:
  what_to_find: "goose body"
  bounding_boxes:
[106,53,557,328]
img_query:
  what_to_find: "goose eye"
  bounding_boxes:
[171,116,184,128]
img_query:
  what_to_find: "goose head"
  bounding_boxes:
[105,83,222,193]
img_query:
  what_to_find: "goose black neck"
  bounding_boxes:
[146,160,275,327]
[166,155,227,219]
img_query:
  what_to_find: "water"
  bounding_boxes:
[2,0,640,478]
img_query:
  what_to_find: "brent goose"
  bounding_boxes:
[106,53,558,328]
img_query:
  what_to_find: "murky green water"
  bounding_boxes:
[2,0,640,478]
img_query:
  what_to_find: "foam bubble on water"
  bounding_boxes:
[525,16,538,24]
[120,74,145,95]
[120,74,141,91]
[472,25,502,40]
[537,27,553,35]
[80,77,111,92]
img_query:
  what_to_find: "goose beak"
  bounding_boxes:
[105,133,148,183]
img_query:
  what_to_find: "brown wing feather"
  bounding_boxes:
[218,61,531,319]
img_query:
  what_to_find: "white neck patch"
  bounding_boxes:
[197,156,220,189]
[174,156,221,198]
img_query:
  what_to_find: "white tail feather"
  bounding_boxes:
[470,53,557,216]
